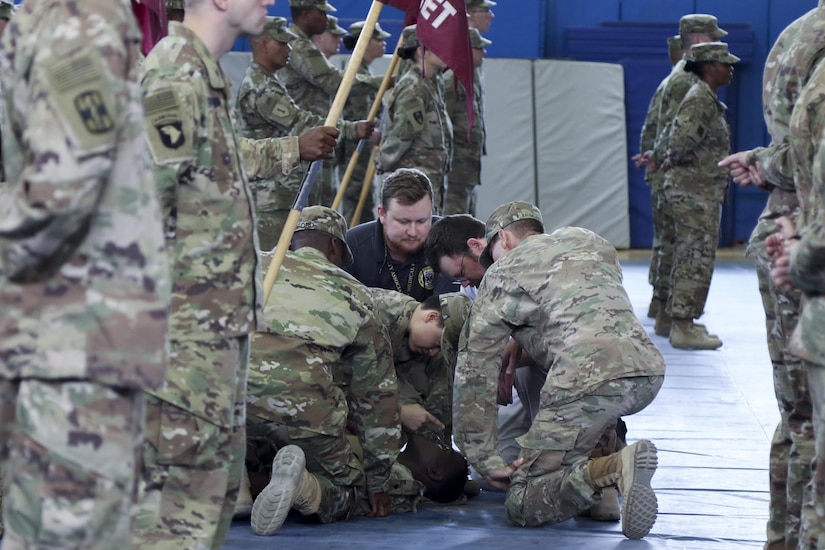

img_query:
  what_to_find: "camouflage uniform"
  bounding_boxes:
[246,208,419,522]
[749,6,825,548]
[639,37,682,308]
[371,288,471,440]
[279,21,383,208]
[788,31,825,547]
[0,0,170,547]
[443,28,490,216]
[454,221,665,527]
[377,39,453,215]
[235,17,361,250]
[664,46,736,322]
[134,22,300,549]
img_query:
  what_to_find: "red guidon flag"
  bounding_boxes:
[382,0,475,131]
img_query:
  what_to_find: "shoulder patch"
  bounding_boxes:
[143,88,192,164]
[268,95,293,123]
[42,52,116,151]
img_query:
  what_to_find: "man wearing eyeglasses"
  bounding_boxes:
[466,0,495,33]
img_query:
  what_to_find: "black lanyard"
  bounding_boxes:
[385,246,415,295]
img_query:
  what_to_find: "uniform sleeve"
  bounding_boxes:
[290,40,380,100]
[639,86,663,153]
[0,10,127,280]
[653,76,693,166]
[376,84,420,171]
[667,93,714,166]
[749,140,795,191]
[239,136,301,180]
[790,139,825,293]
[453,272,522,476]
[345,302,402,492]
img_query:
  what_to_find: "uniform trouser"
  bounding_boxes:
[133,337,248,550]
[257,210,289,253]
[340,139,376,225]
[245,419,421,523]
[504,375,663,527]
[309,158,338,210]
[650,184,675,301]
[0,379,144,549]
[444,171,479,216]
[665,189,721,320]
[753,254,814,550]
[799,362,825,550]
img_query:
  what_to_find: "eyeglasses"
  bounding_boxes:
[457,252,468,281]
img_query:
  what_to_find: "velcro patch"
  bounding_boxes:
[143,89,192,164]
[268,95,292,122]
[43,52,116,151]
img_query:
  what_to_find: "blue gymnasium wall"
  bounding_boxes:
[239,0,815,248]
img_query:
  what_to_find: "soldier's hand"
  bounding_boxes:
[367,491,391,517]
[356,120,375,140]
[497,340,522,405]
[400,404,445,432]
[386,75,396,88]
[719,151,753,186]
[298,126,339,161]
[482,457,525,492]
[770,248,795,291]
[368,129,382,145]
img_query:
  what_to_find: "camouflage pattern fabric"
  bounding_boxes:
[377,66,453,215]
[0,2,169,545]
[279,24,382,209]
[133,337,248,549]
[0,379,145,549]
[453,227,665,525]
[749,8,825,548]
[663,80,731,320]
[653,62,696,169]
[246,247,401,494]
[443,66,486,216]
[234,60,357,249]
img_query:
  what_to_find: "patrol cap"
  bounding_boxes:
[294,206,354,267]
[401,25,419,49]
[289,0,337,12]
[667,34,683,53]
[259,17,299,43]
[164,0,184,10]
[479,201,544,268]
[688,42,740,64]
[438,292,471,366]
[349,20,391,40]
[469,28,491,49]
[467,0,496,9]
[326,15,346,36]
[679,14,727,39]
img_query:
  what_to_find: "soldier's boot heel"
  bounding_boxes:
[251,445,306,536]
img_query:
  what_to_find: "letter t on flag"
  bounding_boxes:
[380,0,475,131]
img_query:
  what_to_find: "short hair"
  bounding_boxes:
[397,46,419,60]
[424,451,469,503]
[290,6,311,20]
[503,218,544,239]
[424,215,485,272]
[380,168,433,210]
[684,60,710,78]
[419,295,445,327]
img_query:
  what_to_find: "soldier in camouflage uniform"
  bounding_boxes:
[453,201,666,540]
[132,0,335,547]
[339,20,391,225]
[663,42,739,350]
[633,34,683,319]
[0,1,170,547]
[234,16,372,250]
[245,206,467,536]
[652,14,727,338]
[466,0,495,34]
[377,25,453,215]
[443,28,491,216]
[279,0,384,208]
[719,5,825,547]
[370,289,471,439]
[312,14,345,58]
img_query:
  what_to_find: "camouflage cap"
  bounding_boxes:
[349,20,391,40]
[0,0,13,20]
[401,25,419,49]
[326,15,346,36]
[289,0,337,12]
[164,0,184,10]
[469,27,492,49]
[259,16,299,43]
[295,206,354,266]
[438,292,471,367]
[467,0,496,9]
[479,201,544,268]
[688,42,740,64]
[679,14,727,39]
[667,34,683,53]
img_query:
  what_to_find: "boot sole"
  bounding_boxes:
[251,445,306,536]
[621,440,658,540]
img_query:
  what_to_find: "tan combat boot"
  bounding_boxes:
[251,445,307,536]
[669,319,722,350]
[232,466,254,519]
[589,486,620,521]
[291,470,323,516]
[586,440,658,540]
[653,309,672,337]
